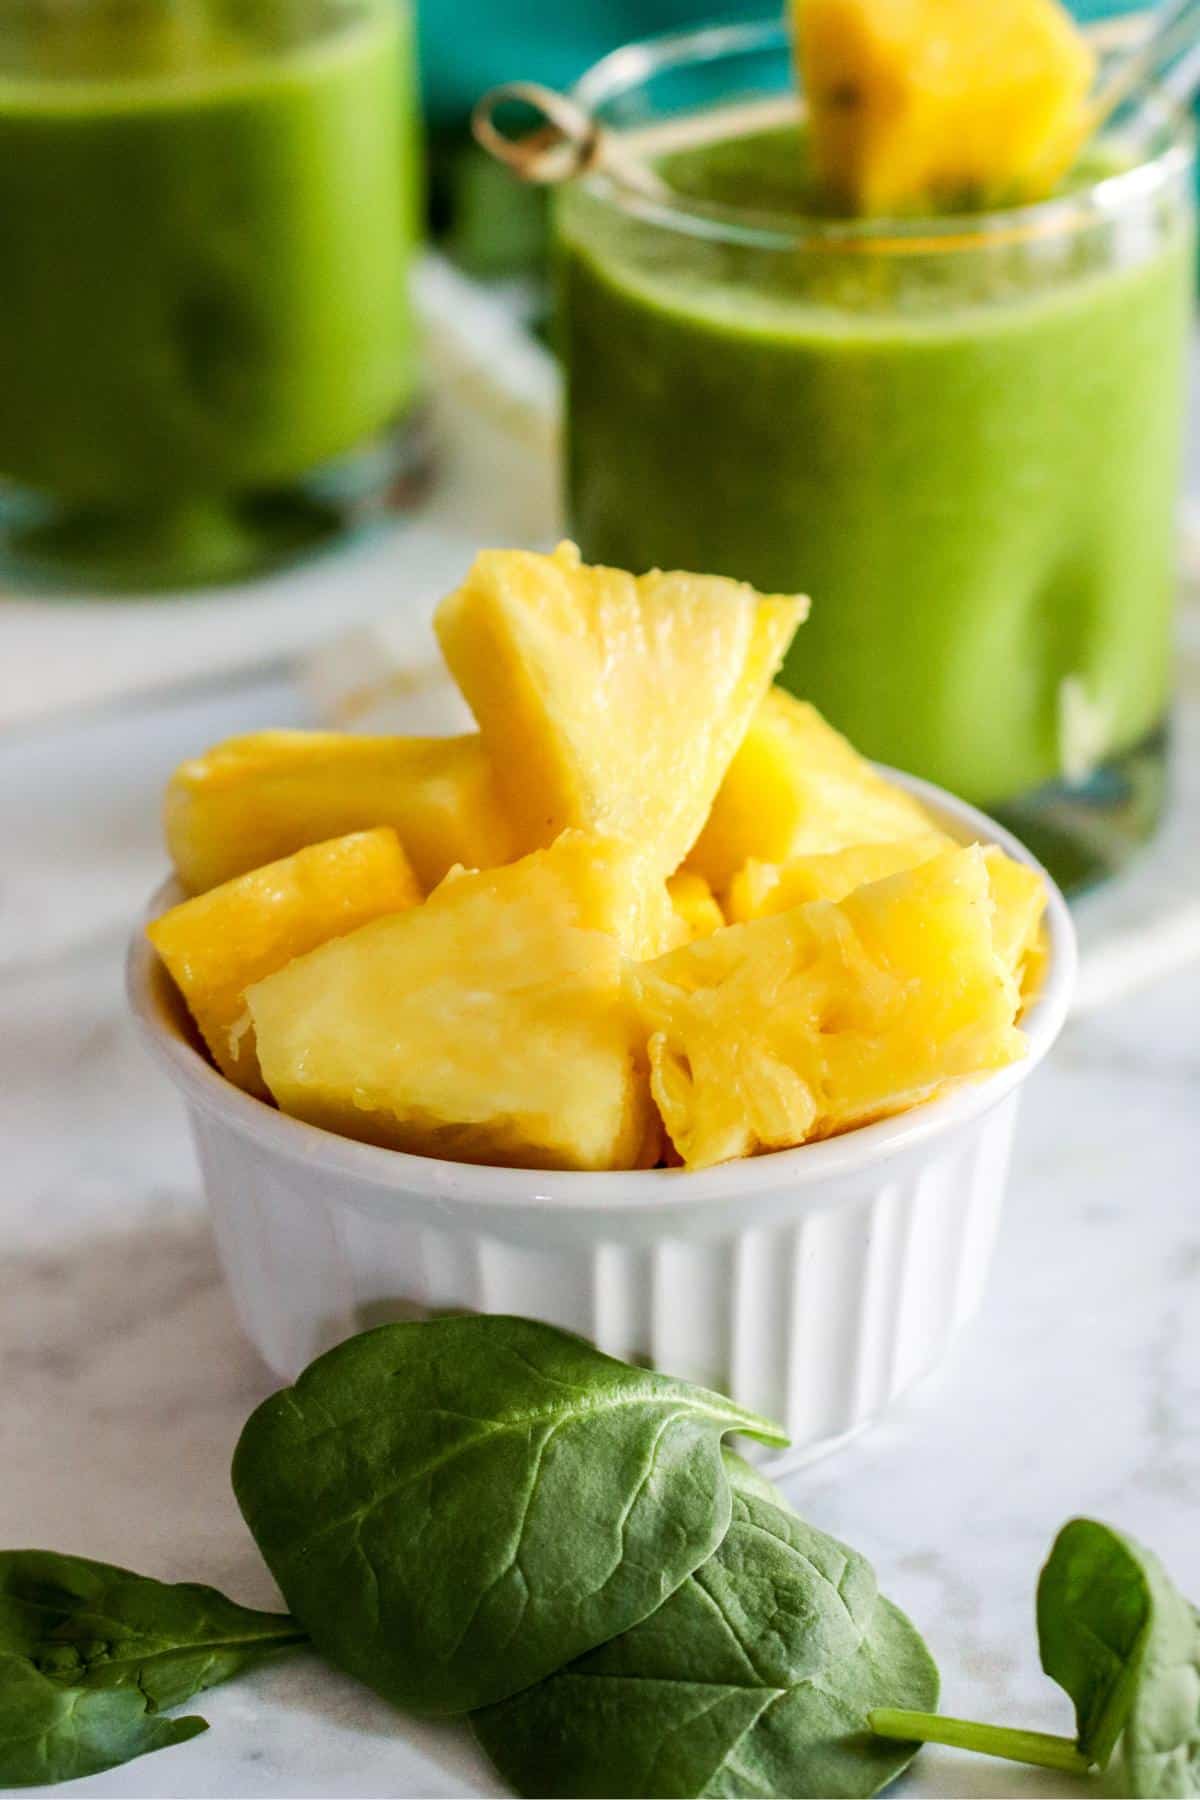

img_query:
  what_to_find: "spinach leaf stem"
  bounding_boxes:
[868,1708,1093,1776]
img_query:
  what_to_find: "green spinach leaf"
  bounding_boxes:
[0,1551,306,1787]
[719,1448,785,1509]
[869,1518,1200,1797]
[232,1315,788,1717]
[0,1654,207,1787]
[1039,1518,1200,1796]
[472,1467,938,1797]
[0,1550,307,1707]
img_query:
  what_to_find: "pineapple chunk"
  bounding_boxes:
[731,837,1047,1000]
[636,846,1024,1169]
[147,829,420,1099]
[688,689,938,893]
[248,834,663,1171]
[795,0,1094,216]
[728,834,1047,995]
[431,828,679,961]
[435,542,806,873]
[668,871,726,941]
[727,832,951,922]
[165,730,515,896]
[984,846,1047,996]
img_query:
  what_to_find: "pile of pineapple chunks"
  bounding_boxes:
[149,543,1046,1173]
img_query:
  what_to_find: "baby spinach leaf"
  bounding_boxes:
[719,1447,785,1509]
[1039,1518,1200,1796]
[0,1550,307,1707]
[0,1551,306,1787]
[0,1654,207,1787]
[869,1518,1200,1797]
[472,1473,938,1797]
[232,1315,788,1717]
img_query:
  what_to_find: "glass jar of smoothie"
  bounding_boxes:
[0,0,423,590]
[554,21,1195,889]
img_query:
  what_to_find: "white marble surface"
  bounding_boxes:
[2,654,1200,1798]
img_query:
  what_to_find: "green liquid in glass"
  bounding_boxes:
[559,125,1193,816]
[0,0,421,586]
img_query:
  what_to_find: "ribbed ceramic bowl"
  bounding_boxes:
[128,771,1075,1470]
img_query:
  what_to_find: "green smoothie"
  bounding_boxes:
[558,124,1194,811]
[0,0,419,582]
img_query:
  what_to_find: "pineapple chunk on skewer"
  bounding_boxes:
[794,0,1095,216]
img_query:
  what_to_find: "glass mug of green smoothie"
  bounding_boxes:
[541,20,1194,889]
[0,0,423,589]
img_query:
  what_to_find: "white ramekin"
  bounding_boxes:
[128,772,1075,1471]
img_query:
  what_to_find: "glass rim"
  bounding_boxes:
[570,16,1196,255]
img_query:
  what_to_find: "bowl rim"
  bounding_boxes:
[127,765,1076,1212]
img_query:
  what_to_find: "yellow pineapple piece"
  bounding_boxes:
[688,689,938,893]
[1018,928,1050,1007]
[984,846,1047,997]
[430,827,679,961]
[165,730,515,896]
[795,0,1095,216]
[636,846,1024,1169]
[147,829,420,1099]
[667,871,726,941]
[731,837,1048,1001]
[727,832,951,922]
[435,542,806,873]
[248,833,663,1171]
